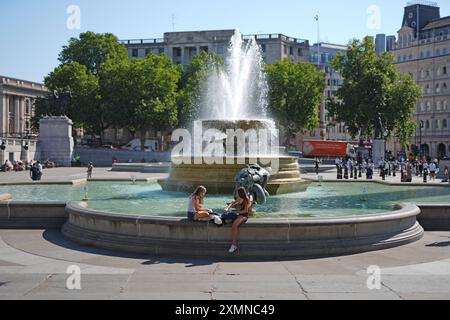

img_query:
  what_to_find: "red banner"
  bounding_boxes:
[302,141,348,157]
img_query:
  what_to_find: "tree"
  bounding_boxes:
[33,62,101,130]
[177,51,223,127]
[326,36,421,144]
[59,31,128,75]
[100,54,182,150]
[33,31,129,143]
[265,59,325,138]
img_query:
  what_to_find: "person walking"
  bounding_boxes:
[315,158,321,175]
[87,162,94,180]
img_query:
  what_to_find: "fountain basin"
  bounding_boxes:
[62,202,423,259]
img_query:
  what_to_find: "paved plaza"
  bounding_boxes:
[0,166,450,300]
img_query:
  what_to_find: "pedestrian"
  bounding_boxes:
[443,166,449,183]
[87,162,94,180]
[36,161,43,180]
[315,158,321,175]
[429,161,437,181]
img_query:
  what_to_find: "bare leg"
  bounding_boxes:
[231,217,247,245]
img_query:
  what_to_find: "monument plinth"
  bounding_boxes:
[37,116,74,167]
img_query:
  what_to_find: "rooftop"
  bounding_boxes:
[422,16,450,30]
[120,30,308,45]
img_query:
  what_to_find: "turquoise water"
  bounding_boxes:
[1,182,450,218]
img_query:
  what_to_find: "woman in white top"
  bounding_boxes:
[187,186,213,221]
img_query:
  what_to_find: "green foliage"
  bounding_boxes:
[33,62,100,130]
[265,59,325,136]
[326,36,421,144]
[100,54,182,148]
[59,31,128,75]
[177,51,224,127]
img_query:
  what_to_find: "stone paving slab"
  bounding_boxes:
[1,229,450,300]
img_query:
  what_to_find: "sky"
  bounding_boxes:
[1,0,450,83]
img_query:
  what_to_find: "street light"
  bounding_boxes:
[419,120,424,158]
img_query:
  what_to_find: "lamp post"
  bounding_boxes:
[419,120,424,159]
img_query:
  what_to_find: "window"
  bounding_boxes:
[145,48,151,56]
[284,45,287,55]
[443,119,448,129]
[25,100,30,114]
[298,48,302,56]
[444,66,448,75]
[132,49,138,57]
[444,100,448,110]
[426,120,430,129]
[436,119,440,129]
[289,47,293,55]
[437,101,442,111]
[436,49,441,56]
[173,47,182,57]
[444,48,448,55]
[426,51,431,57]
[444,83,448,91]
[261,44,266,53]
[436,83,441,93]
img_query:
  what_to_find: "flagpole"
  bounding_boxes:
[315,13,320,68]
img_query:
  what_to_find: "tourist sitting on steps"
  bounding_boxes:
[222,187,255,254]
[187,186,222,225]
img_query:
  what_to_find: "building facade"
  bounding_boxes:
[0,75,47,138]
[121,30,310,66]
[392,2,450,159]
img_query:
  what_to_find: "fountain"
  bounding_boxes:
[56,30,424,259]
[159,30,310,195]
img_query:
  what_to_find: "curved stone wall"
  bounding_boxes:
[62,202,424,259]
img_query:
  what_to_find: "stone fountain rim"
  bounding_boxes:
[65,201,420,225]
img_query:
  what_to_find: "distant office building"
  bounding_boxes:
[386,35,396,52]
[375,34,387,54]
[392,1,450,159]
[121,30,310,66]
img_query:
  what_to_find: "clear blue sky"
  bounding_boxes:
[1,0,450,83]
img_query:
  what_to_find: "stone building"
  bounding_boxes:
[0,75,47,138]
[121,29,310,66]
[0,75,45,163]
[392,2,450,159]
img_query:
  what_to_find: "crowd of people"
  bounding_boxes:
[1,159,59,182]
[332,156,449,183]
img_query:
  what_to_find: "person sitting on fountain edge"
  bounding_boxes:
[187,186,222,225]
[222,187,255,253]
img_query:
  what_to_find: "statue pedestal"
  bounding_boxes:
[37,116,74,167]
[372,139,385,164]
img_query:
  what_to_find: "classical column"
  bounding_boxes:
[0,94,5,136]
[14,96,20,136]
[19,96,25,135]
[4,94,9,136]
